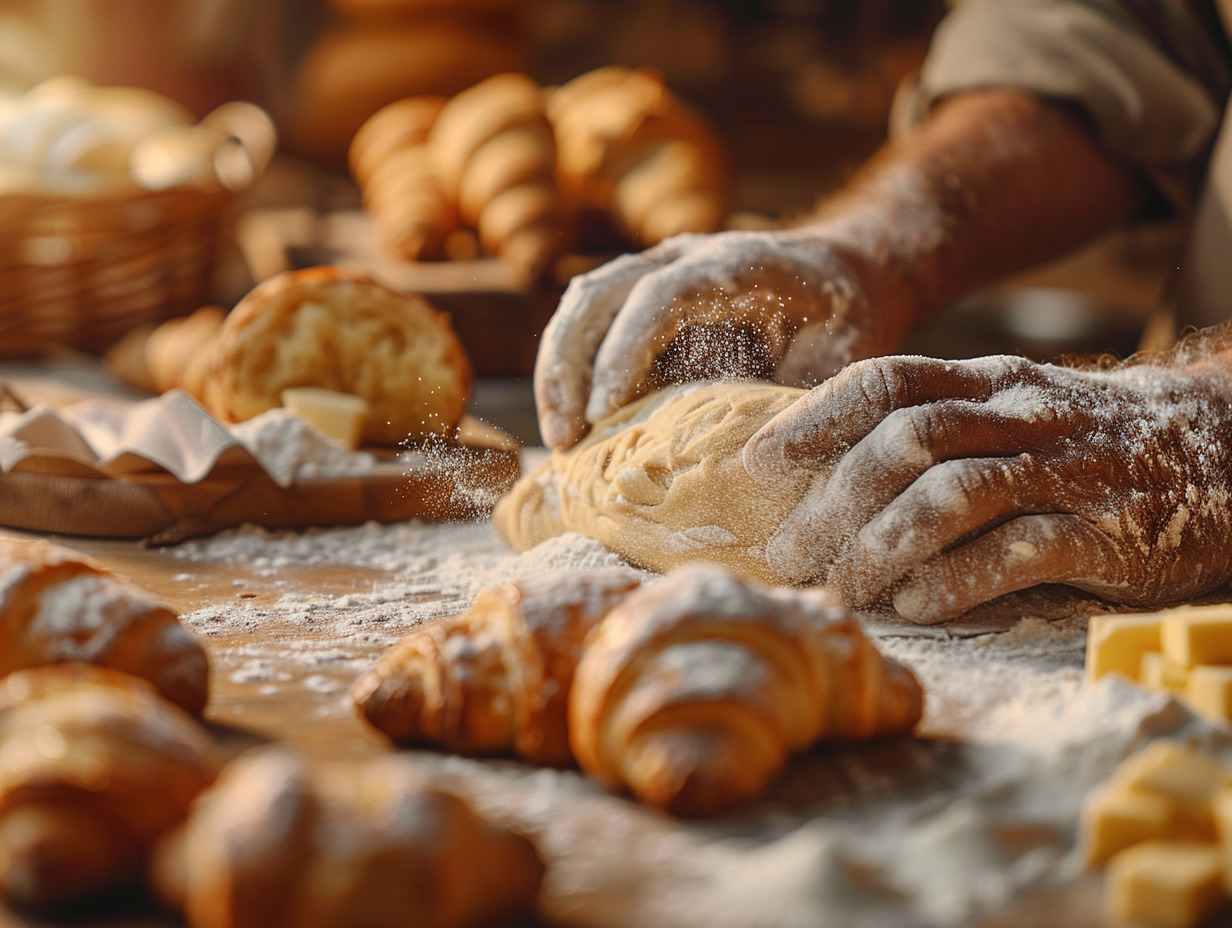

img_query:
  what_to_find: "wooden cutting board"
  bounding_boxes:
[0,414,520,544]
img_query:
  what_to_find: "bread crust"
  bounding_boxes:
[202,266,472,444]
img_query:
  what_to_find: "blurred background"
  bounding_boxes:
[0,0,1182,441]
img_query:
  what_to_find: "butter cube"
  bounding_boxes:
[281,387,368,450]
[1082,785,1176,867]
[1113,741,1232,820]
[1087,613,1163,683]
[1186,666,1232,724]
[1104,840,1224,928]
[1162,605,1232,670]
[1141,652,1190,693]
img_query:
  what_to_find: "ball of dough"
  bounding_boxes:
[203,266,472,444]
[492,380,819,585]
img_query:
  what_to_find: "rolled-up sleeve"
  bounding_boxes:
[900,0,1226,205]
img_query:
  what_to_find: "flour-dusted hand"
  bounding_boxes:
[743,352,1232,624]
[534,228,910,449]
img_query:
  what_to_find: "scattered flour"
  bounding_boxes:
[156,517,1232,927]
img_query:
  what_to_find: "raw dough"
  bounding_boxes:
[492,380,818,584]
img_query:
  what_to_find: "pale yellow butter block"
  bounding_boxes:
[1087,613,1164,683]
[1082,785,1176,867]
[280,387,369,450]
[1113,741,1232,819]
[1142,652,1190,693]
[1162,605,1232,670]
[1104,840,1225,928]
[1186,666,1232,724]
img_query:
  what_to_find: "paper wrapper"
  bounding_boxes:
[0,390,520,543]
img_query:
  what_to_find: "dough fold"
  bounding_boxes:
[493,380,817,585]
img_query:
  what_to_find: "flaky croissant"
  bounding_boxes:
[348,95,458,261]
[151,747,544,928]
[428,72,565,280]
[547,65,730,247]
[0,540,210,715]
[352,567,642,764]
[568,563,924,817]
[0,664,221,911]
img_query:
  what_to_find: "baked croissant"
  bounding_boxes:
[428,72,564,281]
[547,65,731,247]
[352,568,643,764]
[568,563,924,817]
[0,540,210,715]
[348,95,458,261]
[0,664,221,911]
[104,305,226,399]
[151,747,544,928]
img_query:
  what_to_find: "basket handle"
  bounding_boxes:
[199,101,278,192]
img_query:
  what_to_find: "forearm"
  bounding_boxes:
[798,89,1142,347]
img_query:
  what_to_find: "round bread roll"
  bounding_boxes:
[288,23,523,164]
[202,267,472,445]
[492,380,820,585]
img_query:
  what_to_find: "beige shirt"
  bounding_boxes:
[905,0,1232,326]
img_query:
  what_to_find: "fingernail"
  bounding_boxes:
[765,524,814,584]
[742,429,784,477]
[892,582,951,625]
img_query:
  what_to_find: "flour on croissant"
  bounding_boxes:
[568,563,923,816]
[493,380,819,586]
[0,664,220,911]
[0,540,210,714]
[152,747,544,928]
[353,567,643,764]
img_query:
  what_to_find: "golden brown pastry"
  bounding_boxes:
[151,747,544,928]
[0,664,221,911]
[352,568,643,764]
[568,563,924,817]
[0,539,209,715]
[202,266,472,444]
[492,380,816,586]
[428,72,565,281]
[349,95,458,260]
[547,66,731,246]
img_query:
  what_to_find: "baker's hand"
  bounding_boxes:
[743,354,1232,624]
[534,228,908,449]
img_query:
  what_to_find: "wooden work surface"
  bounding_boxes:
[0,364,1182,928]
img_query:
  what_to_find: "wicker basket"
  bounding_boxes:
[0,101,276,359]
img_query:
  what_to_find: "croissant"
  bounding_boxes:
[428,72,565,281]
[151,747,544,928]
[547,65,731,247]
[0,539,210,715]
[0,664,221,911]
[568,563,924,817]
[348,95,458,261]
[352,567,642,764]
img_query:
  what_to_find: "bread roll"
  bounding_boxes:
[493,380,816,585]
[202,266,472,445]
[287,24,523,164]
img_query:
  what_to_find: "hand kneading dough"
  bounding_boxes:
[203,266,471,445]
[493,381,816,585]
